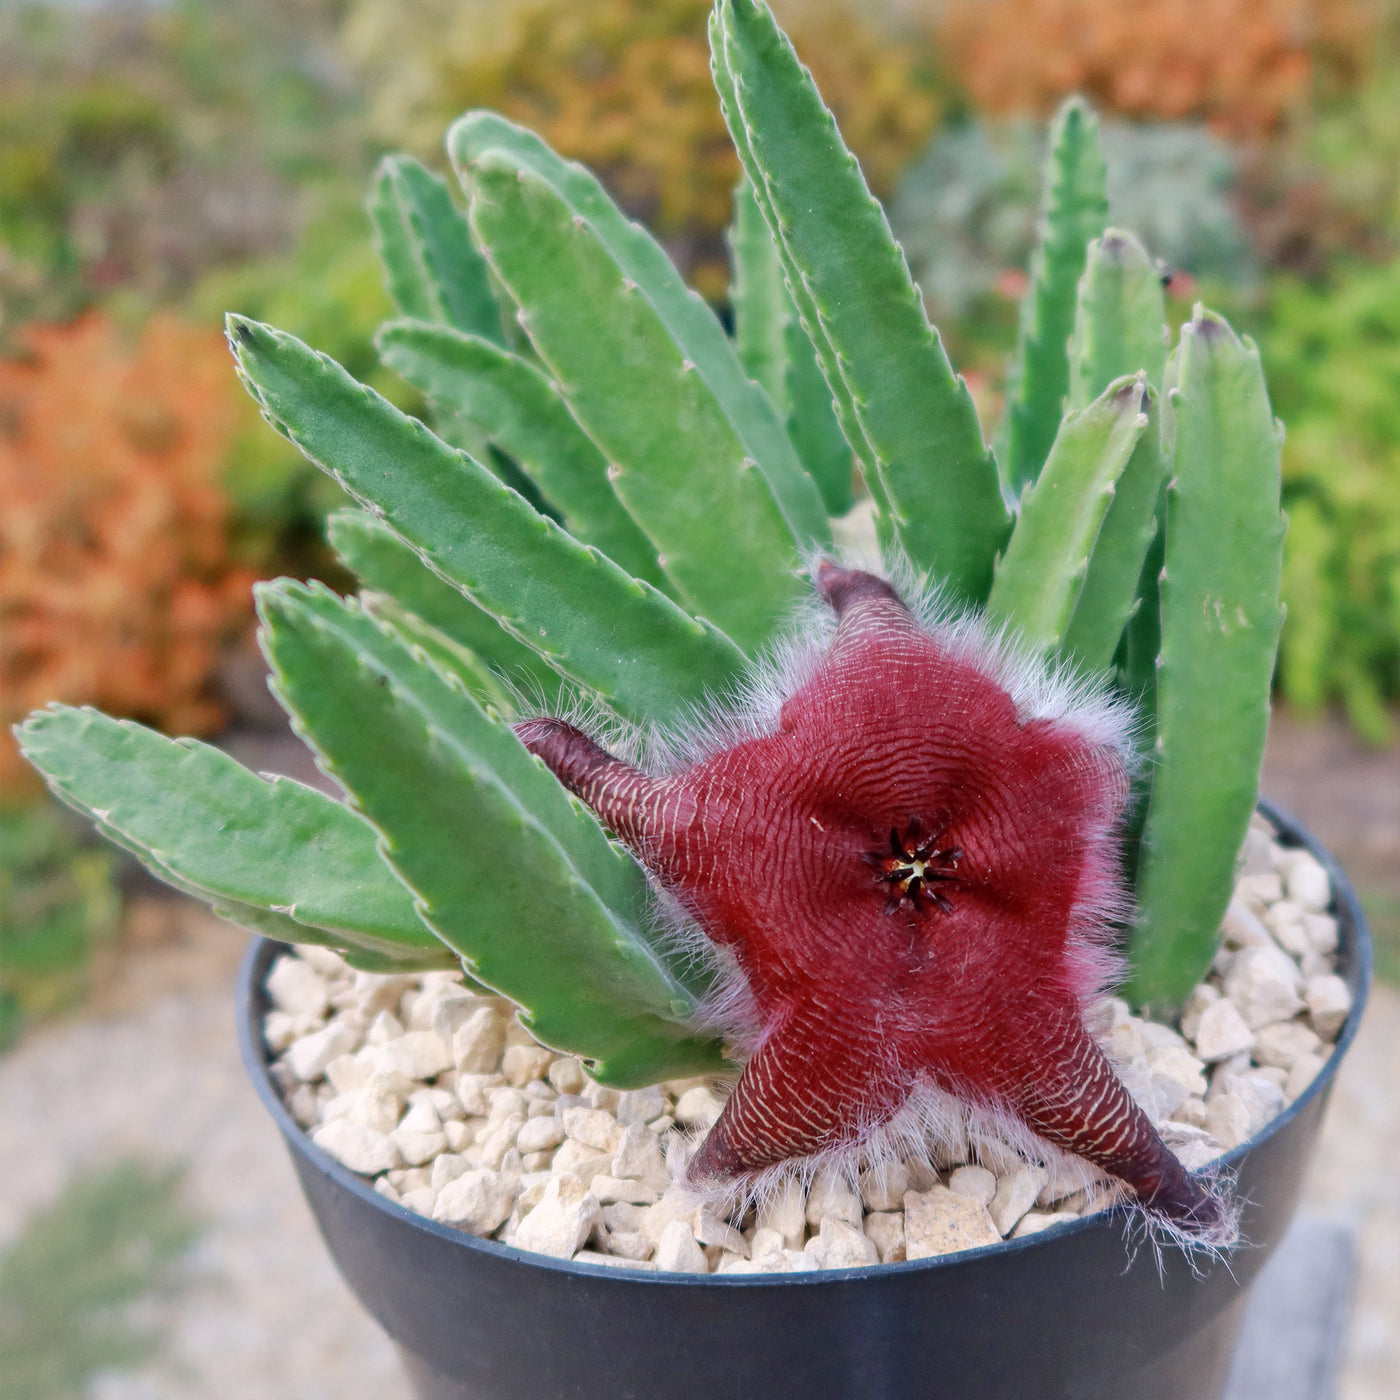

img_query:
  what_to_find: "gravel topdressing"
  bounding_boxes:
[263,816,1352,1274]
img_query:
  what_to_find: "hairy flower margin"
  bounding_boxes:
[516,557,1236,1243]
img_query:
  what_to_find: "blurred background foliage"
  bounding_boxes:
[1,0,1398,1015]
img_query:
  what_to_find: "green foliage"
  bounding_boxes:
[1258,256,1400,744]
[986,374,1150,654]
[1129,312,1286,1011]
[0,801,121,1047]
[18,0,1292,1074]
[369,156,506,343]
[711,0,1009,605]
[258,581,725,1083]
[229,315,746,724]
[15,707,456,971]
[0,1159,200,1400]
[997,100,1110,499]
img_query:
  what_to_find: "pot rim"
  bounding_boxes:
[236,796,1372,1287]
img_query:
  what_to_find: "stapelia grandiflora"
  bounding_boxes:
[518,562,1223,1233]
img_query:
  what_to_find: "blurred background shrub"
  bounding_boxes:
[1264,254,1400,745]
[0,802,121,1049]
[0,312,257,797]
[339,0,944,294]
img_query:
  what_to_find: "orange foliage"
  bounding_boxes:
[937,0,1377,138]
[0,313,254,797]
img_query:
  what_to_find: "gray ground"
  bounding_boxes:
[1,708,1395,1400]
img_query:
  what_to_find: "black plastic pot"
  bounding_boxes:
[236,801,1371,1400]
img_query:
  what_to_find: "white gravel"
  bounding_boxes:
[260,816,1351,1275]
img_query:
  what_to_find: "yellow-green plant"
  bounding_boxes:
[1262,256,1400,743]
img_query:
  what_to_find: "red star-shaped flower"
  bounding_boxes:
[517,564,1219,1230]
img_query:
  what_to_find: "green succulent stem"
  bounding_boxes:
[998,98,1110,499]
[1128,309,1285,1014]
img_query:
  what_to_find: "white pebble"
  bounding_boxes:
[452,1008,506,1074]
[1265,900,1313,958]
[287,1083,319,1128]
[562,1106,623,1153]
[589,1175,660,1206]
[366,1009,405,1045]
[863,1211,906,1263]
[430,1153,471,1191]
[552,1139,612,1188]
[969,1134,1025,1176]
[1284,853,1331,911]
[606,1230,655,1262]
[1302,912,1339,955]
[615,1087,667,1126]
[1253,1020,1323,1071]
[379,1030,454,1080]
[311,1119,402,1174]
[516,1117,565,1154]
[947,1164,997,1206]
[323,1053,368,1096]
[1192,998,1256,1062]
[547,1058,586,1095]
[756,1176,807,1248]
[610,1123,670,1190]
[1221,898,1275,951]
[654,1218,709,1273]
[267,955,331,1019]
[352,972,415,1017]
[580,1081,621,1113]
[859,1161,910,1213]
[641,1188,697,1245]
[1148,1045,1208,1097]
[433,1168,518,1236]
[1012,1211,1079,1238]
[1223,946,1304,1030]
[1233,1073,1287,1133]
[295,944,350,979]
[989,1165,1049,1237]
[1178,984,1220,1042]
[429,992,489,1041]
[805,1218,878,1269]
[1236,872,1283,909]
[286,1018,361,1082]
[397,1098,442,1135]
[515,1174,601,1260]
[1305,975,1352,1039]
[399,1186,438,1216]
[806,1168,862,1229]
[694,1207,748,1256]
[335,1081,402,1135]
[443,1120,474,1153]
[393,1128,448,1167]
[503,1043,554,1087]
[903,1186,1000,1259]
[1205,1092,1251,1151]
[454,1073,501,1116]
[673,1086,724,1129]
[264,1010,323,1053]
[475,1112,525,1170]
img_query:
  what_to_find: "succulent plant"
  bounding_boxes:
[16,2,1283,1237]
